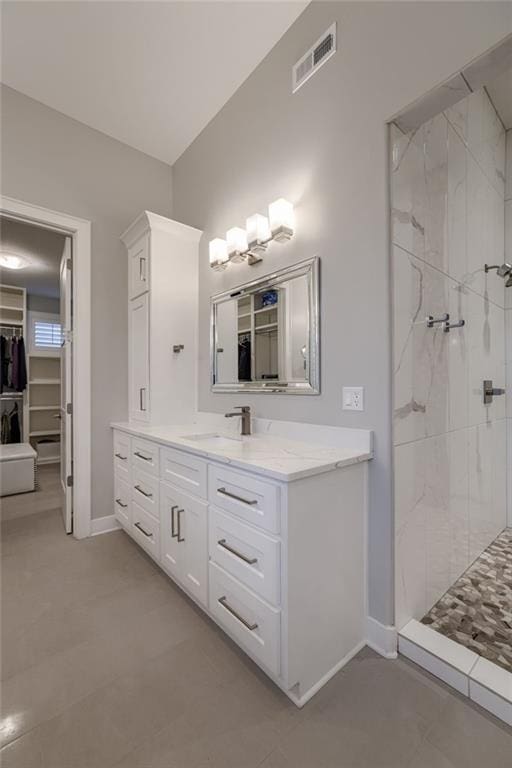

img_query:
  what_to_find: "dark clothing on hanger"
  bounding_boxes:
[15,337,27,392]
[9,407,20,443]
[238,337,251,381]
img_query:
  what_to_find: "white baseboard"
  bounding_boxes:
[288,639,368,708]
[90,514,121,536]
[366,616,398,659]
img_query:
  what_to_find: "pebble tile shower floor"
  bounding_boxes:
[1,509,511,767]
[422,528,512,672]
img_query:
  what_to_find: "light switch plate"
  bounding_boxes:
[343,386,364,411]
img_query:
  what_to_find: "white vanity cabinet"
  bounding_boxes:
[112,425,368,707]
[160,482,208,606]
[128,294,149,421]
[121,212,202,425]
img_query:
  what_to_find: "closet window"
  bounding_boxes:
[28,312,62,354]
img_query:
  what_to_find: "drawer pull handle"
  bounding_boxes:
[218,596,258,631]
[217,487,258,506]
[171,505,178,538]
[134,451,151,462]
[218,539,257,565]
[134,522,153,538]
[177,508,185,543]
[134,484,153,498]
[115,453,127,461]
[115,498,128,508]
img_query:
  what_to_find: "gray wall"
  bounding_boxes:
[172,1,512,625]
[1,84,173,521]
[27,294,60,314]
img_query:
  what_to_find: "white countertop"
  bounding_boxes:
[111,417,373,482]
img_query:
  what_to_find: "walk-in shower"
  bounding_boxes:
[391,37,512,723]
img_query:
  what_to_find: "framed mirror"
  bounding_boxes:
[210,257,320,394]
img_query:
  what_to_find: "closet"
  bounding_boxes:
[0,285,28,443]
[121,211,202,425]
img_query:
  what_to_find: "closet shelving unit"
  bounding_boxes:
[237,289,282,381]
[28,354,61,465]
[0,284,28,441]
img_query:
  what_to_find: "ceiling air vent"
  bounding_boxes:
[292,23,337,93]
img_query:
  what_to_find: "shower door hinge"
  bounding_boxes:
[66,402,72,415]
[67,258,72,271]
[66,475,73,488]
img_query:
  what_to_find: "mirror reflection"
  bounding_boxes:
[211,258,319,394]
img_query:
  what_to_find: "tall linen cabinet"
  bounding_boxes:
[121,212,202,424]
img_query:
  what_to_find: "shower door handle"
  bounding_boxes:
[483,380,505,405]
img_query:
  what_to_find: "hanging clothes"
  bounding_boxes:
[15,337,27,392]
[7,337,15,388]
[0,336,8,394]
[9,405,20,443]
[10,337,18,391]
[1,410,9,444]
[238,335,251,381]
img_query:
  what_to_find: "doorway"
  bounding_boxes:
[0,196,91,538]
[0,216,73,532]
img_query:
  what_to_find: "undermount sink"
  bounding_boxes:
[181,433,243,449]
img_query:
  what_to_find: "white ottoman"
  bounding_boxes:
[0,443,37,497]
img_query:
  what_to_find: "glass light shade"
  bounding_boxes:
[246,214,271,251]
[268,198,294,241]
[0,252,27,270]
[226,227,248,262]
[209,238,229,269]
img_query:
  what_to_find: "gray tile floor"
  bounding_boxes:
[1,509,511,768]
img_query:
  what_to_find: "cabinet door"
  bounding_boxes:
[181,494,208,607]
[129,234,149,299]
[160,482,183,581]
[129,293,150,422]
[160,482,208,607]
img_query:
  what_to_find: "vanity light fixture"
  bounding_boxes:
[209,238,229,271]
[268,198,295,242]
[209,199,294,270]
[246,213,272,253]
[226,227,248,263]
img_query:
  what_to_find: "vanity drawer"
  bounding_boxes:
[209,562,280,677]
[208,465,280,534]
[209,507,280,606]
[113,431,131,478]
[132,467,159,519]
[114,475,131,531]
[131,500,160,562]
[160,447,207,499]
[131,436,159,477]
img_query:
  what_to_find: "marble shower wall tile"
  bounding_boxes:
[391,114,453,279]
[466,289,506,426]
[395,430,470,629]
[393,247,450,445]
[466,154,505,308]
[467,89,506,197]
[506,131,512,202]
[468,419,507,562]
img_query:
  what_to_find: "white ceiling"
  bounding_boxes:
[1,1,308,165]
[487,67,512,130]
[0,217,64,299]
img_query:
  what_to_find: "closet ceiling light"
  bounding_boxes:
[209,199,294,270]
[0,252,28,270]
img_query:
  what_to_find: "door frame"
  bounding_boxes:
[0,195,92,539]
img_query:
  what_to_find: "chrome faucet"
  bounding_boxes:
[225,406,251,436]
